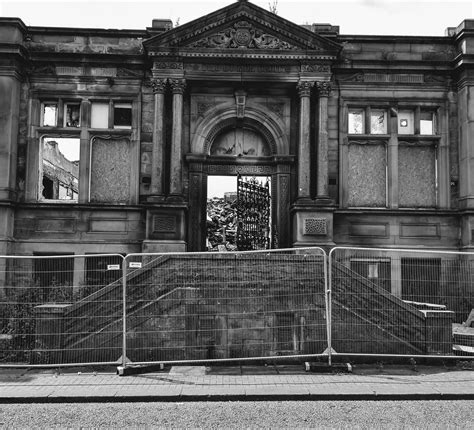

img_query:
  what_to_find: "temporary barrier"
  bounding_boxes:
[1,246,472,369]
[328,247,474,361]
[0,254,124,367]
[121,248,328,367]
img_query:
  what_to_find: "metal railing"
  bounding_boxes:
[0,246,473,369]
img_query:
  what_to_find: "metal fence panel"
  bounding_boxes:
[0,254,124,367]
[329,247,474,359]
[122,248,328,366]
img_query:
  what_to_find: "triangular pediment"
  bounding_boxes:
[144,1,341,58]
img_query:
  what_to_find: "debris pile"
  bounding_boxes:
[206,196,238,251]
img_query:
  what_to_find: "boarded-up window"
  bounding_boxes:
[347,143,386,207]
[91,102,109,128]
[89,137,130,203]
[398,145,436,207]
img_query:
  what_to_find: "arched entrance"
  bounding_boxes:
[186,117,294,252]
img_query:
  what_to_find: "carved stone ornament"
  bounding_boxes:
[301,64,330,73]
[169,78,186,94]
[189,20,297,50]
[297,80,313,97]
[151,78,167,93]
[154,62,184,70]
[316,81,331,97]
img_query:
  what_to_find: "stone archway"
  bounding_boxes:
[186,114,294,252]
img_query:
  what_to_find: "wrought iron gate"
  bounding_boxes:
[236,174,271,250]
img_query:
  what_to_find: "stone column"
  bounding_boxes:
[151,78,167,197]
[296,80,313,200]
[315,81,331,200]
[169,78,186,198]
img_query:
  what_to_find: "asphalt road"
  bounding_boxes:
[1,400,473,428]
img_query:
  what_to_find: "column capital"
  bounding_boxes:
[297,80,313,98]
[151,78,167,94]
[316,81,332,97]
[169,78,186,94]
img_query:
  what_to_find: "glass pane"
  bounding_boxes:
[348,110,364,134]
[91,103,109,128]
[43,104,57,126]
[64,104,80,127]
[113,102,132,129]
[370,110,387,134]
[420,111,435,135]
[41,138,80,201]
[398,110,414,135]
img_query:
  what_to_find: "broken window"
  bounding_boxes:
[42,103,58,126]
[370,110,387,134]
[64,103,81,128]
[90,101,133,129]
[348,109,365,134]
[39,137,80,201]
[113,103,132,129]
[398,110,415,135]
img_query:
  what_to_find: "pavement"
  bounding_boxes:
[0,362,473,402]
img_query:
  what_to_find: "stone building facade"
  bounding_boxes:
[1,0,474,257]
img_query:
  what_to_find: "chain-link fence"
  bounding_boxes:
[122,248,328,366]
[1,247,472,368]
[329,247,474,360]
[0,254,124,367]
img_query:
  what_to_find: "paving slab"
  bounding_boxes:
[0,364,473,402]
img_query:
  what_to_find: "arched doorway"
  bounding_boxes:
[186,118,294,252]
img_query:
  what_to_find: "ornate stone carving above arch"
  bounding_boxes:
[204,117,275,156]
[191,106,288,156]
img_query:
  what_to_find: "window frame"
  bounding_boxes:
[342,100,444,210]
[30,93,138,205]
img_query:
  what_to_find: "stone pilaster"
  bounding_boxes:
[296,80,313,201]
[150,78,167,199]
[169,78,186,199]
[315,81,331,202]
[387,107,399,209]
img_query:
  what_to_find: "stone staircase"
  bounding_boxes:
[330,262,453,355]
[60,253,326,363]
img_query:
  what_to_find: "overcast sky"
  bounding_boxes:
[1,0,472,36]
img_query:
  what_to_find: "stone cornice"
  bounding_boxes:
[153,51,337,61]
